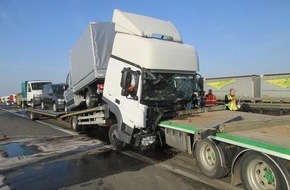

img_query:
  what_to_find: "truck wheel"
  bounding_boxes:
[195,139,230,178]
[53,103,58,112]
[71,116,81,132]
[64,104,69,113]
[85,87,96,109]
[30,112,39,120]
[41,101,45,110]
[241,152,287,190]
[21,102,26,109]
[109,124,126,150]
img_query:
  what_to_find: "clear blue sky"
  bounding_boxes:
[1,0,290,96]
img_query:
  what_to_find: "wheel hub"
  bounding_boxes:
[264,171,274,183]
[200,143,216,170]
[248,159,276,190]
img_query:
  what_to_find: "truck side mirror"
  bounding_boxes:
[63,85,68,90]
[198,77,204,91]
[120,68,132,96]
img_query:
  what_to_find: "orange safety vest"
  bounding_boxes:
[226,94,238,111]
[205,94,217,106]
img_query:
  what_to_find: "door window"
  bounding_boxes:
[28,84,32,92]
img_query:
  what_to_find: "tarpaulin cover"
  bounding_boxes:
[70,22,115,92]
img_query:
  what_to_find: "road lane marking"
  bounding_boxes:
[2,109,78,136]
[120,150,243,190]
[35,120,78,136]
[2,109,27,119]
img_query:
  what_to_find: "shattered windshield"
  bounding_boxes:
[142,72,195,103]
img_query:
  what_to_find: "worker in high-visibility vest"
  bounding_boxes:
[225,88,240,111]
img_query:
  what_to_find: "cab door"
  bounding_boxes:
[47,86,54,108]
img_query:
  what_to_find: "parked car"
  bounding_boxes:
[41,83,67,112]
[5,100,14,106]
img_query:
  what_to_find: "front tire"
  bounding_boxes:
[71,116,81,132]
[241,151,287,190]
[53,102,58,112]
[195,139,230,178]
[109,124,126,150]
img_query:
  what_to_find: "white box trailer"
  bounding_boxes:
[66,22,115,110]
[204,75,260,101]
[70,22,115,92]
[261,73,290,101]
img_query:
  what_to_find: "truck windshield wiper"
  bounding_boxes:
[142,68,157,81]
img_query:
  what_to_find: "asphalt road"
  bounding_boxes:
[0,104,242,190]
[0,105,71,140]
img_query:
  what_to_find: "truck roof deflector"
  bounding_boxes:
[112,9,182,42]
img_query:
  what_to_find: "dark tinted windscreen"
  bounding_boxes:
[52,85,65,95]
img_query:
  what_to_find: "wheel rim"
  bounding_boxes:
[72,117,77,131]
[53,104,57,112]
[200,142,216,170]
[246,159,276,190]
[111,128,118,146]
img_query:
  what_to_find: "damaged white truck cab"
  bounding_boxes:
[103,10,199,148]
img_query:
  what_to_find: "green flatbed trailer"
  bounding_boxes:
[159,110,290,190]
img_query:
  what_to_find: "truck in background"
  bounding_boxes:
[9,95,14,103]
[261,73,290,101]
[204,75,261,101]
[9,94,17,103]
[21,80,51,108]
[204,73,290,102]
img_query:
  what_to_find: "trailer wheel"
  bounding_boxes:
[30,112,39,121]
[109,124,126,150]
[53,103,58,112]
[241,151,287,190]
[85,87,96,109]
[71,116,81,132]
[195,139,230,178]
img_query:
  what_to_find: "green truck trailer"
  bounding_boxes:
[159,109,290,190]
